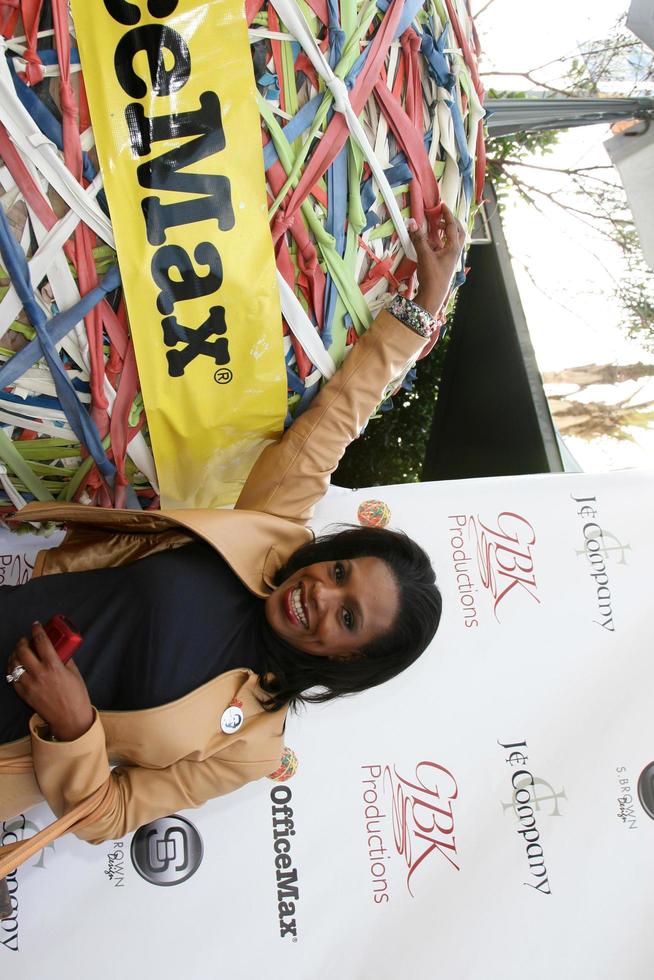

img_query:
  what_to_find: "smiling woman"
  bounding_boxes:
[259,525,441,711]
[0,214,463,863]
[266,555,399,656]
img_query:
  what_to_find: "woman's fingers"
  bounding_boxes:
[65,658,83,677]
[31,620,59,664]
[6,627,93,738]
[440,204,465,252]
[9,637,40,674]
[6,639,37,694]
[408,210,465,261]
[409,220,447,261]
[408,222,435,257]
[6,622,60,686]
[408,205,465,254]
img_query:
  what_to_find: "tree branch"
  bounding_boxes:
[471,0,498,18]
[510,254,587,323]
[478,70,574,97]
[497,170,629,285]
[495,160,616,176]
[516,40,643,77]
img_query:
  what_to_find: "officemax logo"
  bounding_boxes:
[105,1,236,380]
[269,785,301,940]
[131,815,204,886]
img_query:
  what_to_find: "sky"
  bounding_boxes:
[471,0,654,471]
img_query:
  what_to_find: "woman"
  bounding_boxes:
[0,209,465,848]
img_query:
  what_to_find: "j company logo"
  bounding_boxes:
[1,815,54,953]
[570,493,629,633]
[499,739,566,897]
[446,511,540,628]
[131,815,204,887]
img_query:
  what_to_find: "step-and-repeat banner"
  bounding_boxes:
[73,0,287,509]
[2,470,653,978]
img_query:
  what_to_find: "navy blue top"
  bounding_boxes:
[0,542,265,743]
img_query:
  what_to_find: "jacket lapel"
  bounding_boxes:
[97,670,285,768]
[13,501,311,596]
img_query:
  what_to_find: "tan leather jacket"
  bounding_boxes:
[1,312,425,844]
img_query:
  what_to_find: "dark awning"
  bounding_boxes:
[422,186,564,480]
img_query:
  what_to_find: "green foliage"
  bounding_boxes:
[334,328,451,487]
[487,128,560,204]
[485,91,561,204]
[611,235,654,350]
[573,176,654,349]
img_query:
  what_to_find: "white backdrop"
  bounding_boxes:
[2,470,653,978]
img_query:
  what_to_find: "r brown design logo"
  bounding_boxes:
[131,815,204,886]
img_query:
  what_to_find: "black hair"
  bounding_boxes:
[258,525,442,712]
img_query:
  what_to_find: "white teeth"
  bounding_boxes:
[291,585,308,627]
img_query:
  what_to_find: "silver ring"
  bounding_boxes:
[6,665,26,684]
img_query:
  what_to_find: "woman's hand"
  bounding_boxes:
[409,203,466,316]
[6,622,94,741]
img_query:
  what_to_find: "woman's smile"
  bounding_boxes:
[284,583,309,629]
[265,557,399,659]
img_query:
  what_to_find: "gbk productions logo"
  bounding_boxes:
[446,510,540,628]
[131,815,203,886]
[359,758,461,904]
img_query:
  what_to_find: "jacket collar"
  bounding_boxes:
[262,545,283,591]
[261,523,316,591]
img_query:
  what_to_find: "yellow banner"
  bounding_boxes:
[72,0,286,508]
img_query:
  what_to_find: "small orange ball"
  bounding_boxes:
[357,499,391,528]
[268,746,299,782]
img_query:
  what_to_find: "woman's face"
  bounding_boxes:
[264,557,399,660]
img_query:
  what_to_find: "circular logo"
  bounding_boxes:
[220,704,244,734]
[214,367,233,384]
[637,762,654,820]
[357,499,391,528]
[131,815,204,886]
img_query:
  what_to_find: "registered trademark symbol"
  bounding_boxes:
[214,367,233,384]
[293,938,297,944]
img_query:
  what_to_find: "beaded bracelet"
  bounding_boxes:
[387,295,439,339]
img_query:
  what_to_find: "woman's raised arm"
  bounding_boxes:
[235,206,465,523]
